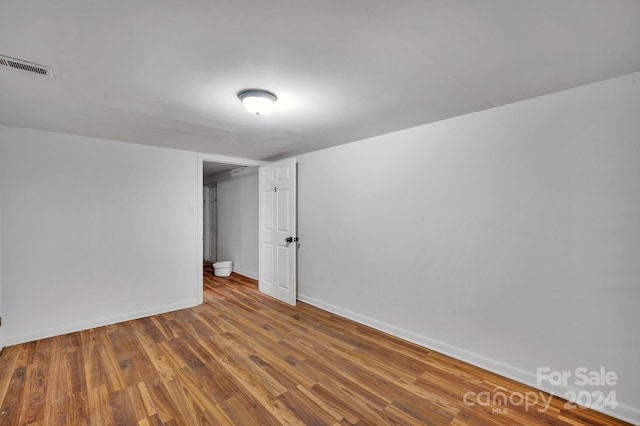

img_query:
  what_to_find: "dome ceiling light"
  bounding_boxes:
[237,89,277,115]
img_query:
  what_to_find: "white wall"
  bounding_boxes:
[216,172,258,279]
[0,126,200,346]
[297,72,640,422]
[0,126,3,351]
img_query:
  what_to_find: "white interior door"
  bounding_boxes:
[259,157,297,305]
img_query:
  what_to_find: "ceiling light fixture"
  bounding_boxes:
[238,89,277,115]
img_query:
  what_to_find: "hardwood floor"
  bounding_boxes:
[0,270,630,425]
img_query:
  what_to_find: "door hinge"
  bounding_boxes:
[274,187,277,192]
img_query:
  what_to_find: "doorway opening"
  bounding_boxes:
[196,153,297,307]
[200,160,260,294]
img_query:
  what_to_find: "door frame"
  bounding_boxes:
[196,153,265,303]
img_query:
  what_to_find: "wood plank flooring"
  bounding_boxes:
[0,269,630,425]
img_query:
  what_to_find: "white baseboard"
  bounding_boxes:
[297,293,640,424]
[232,267,257,280]
[0,299,199,347]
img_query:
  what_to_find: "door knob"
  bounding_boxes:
[286,236,299,243]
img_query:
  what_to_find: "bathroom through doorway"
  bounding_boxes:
[202,161,260,281]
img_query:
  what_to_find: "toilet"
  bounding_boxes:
[213,260,232,277]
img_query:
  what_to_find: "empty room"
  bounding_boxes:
[1,1,639,425]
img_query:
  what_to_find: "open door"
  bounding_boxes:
[259,157,297,305]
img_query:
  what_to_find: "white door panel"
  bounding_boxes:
[259,157,297,305]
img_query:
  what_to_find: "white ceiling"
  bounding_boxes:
[1,1,639,161]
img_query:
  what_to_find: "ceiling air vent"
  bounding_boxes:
[0,55,53,77]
